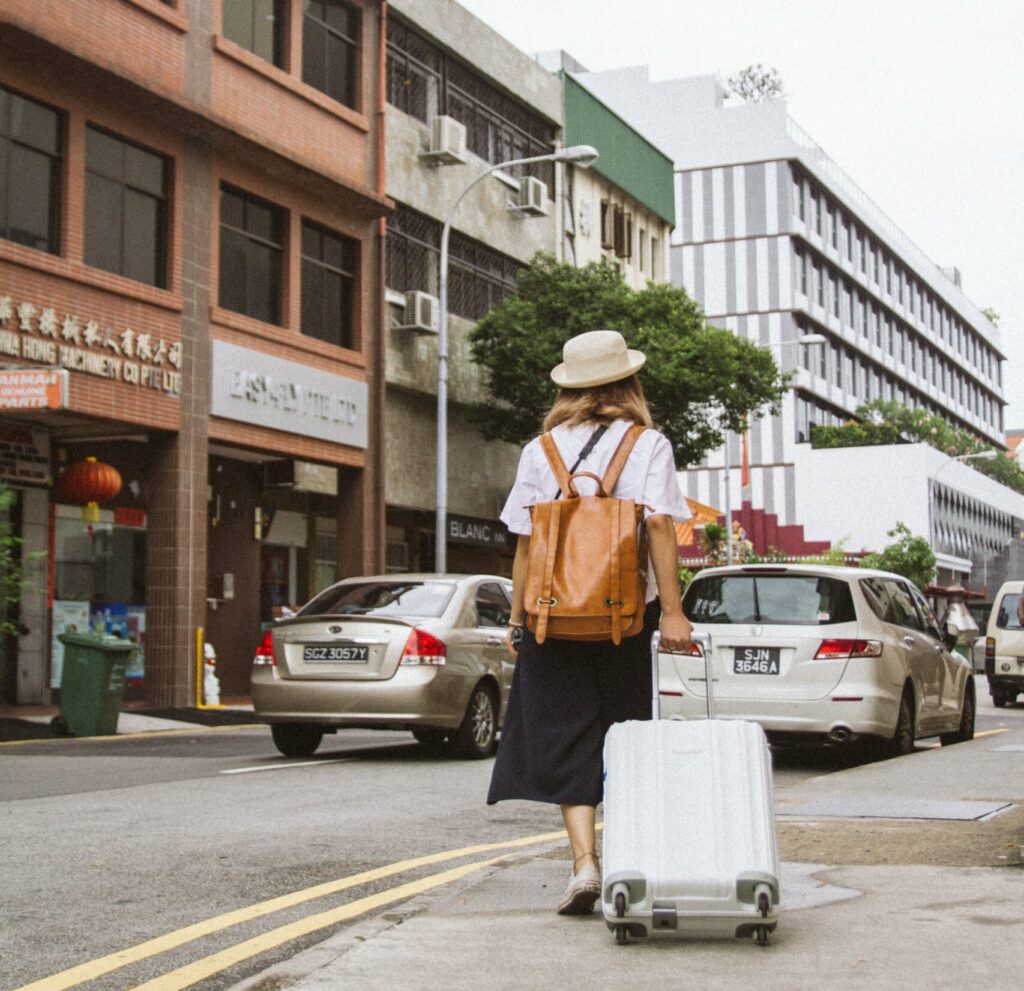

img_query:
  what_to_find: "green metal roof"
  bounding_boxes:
[562,73,675,225]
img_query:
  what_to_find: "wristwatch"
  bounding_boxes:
[508,623,525,649]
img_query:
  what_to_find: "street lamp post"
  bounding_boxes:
[722,333,825,564]
[434,145,599,573]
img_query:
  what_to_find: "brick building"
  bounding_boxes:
[0,0,391,706]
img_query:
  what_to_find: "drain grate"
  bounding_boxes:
[777,798,1012,821]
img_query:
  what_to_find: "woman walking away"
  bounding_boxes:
[487,329,694,916]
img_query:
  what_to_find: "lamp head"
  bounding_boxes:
[554,144,599,168]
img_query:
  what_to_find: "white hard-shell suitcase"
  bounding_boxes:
[601,631,780,945]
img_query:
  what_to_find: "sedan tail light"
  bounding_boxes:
[253,629,277,666]
[400,628,446,666]
[815,639,883,660]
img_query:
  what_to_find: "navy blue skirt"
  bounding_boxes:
[487,602,659,808]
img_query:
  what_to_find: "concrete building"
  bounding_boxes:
[576,67,1012,579]
[0,0,390,705]
[536,53,674,289]
[382,0,563,575]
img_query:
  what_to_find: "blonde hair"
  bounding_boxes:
[542,374,653,432]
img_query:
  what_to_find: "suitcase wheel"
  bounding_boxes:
[613,888,628,945]
[755,925,770,947]
[757,890,771,919]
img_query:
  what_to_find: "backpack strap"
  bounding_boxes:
[539,432,573,498]
[600,423,647,494]
[534,500,562,643]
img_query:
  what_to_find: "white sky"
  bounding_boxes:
[457,0,1024,428]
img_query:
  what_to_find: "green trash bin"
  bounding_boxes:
[56,633,136,737]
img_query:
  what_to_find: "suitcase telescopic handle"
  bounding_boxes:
[650,630,714,721]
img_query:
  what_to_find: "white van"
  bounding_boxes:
[985,580,1024,707]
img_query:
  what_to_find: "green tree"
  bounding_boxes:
[859,522,936,591]
[981,307,1000,327]
[1,482,28,638]
[466,255,788,465]
[728,64,785,103]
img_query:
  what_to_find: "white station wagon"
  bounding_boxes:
[665,564,975,756]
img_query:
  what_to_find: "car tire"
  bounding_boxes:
[882,687,915,759]
[270,723,324,758]
[991,691,1007,708]
[453,684,498,759]
[940,681,975,746]
[412,728,450,753]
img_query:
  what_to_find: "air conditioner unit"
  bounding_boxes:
[510,176,549,217]
[420,115,467,165]
[397,290,439,333]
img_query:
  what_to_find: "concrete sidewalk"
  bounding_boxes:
[230,723,1024,991]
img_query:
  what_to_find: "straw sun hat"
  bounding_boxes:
[550,330,646,389]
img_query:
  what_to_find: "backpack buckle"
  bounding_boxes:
[536,597,558,606]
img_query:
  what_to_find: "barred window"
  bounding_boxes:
[386,204,521,321]
[386,17,556,189]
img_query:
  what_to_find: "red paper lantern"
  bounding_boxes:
[58,457,122,523]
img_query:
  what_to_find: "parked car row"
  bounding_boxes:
[252,564,981,760]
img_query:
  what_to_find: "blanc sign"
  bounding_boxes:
[447,514,509,549]
[210,340,367,448]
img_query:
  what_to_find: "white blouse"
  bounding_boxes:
[500,419,691,602]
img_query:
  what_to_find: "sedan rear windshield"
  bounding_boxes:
[683,574,856,625]
[299,581,455,619]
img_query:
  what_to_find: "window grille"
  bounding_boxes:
[386,16,556,188]
[387,204,521,321]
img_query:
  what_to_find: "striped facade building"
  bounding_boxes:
[576,69,1014,570]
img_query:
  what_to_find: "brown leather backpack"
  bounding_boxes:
[525,424,648,645]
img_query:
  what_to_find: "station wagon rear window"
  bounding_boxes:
[995,592,1023,630]
[683,574,856,625]
[299,581,455,618]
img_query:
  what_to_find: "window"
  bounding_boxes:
[814,261,824,307]
[793,173,804,221]
[386,203,521,321]
[795,247,807,295]
[0,85,62,254]
[84,127,168,287]
[299,580,455,618]
[386,18,556,186]
[475,582,511,628]
[303,0,360,109]
[219,184,284,324]
[223,0,284,66]
[883,579,924,632]
[301,219,358,348]
[682,574,856,626]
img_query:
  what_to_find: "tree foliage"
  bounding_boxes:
[1,483,27,638]
[727,64,785,103]
[811,399,1024,495]
[466,255,788,466]
[860,522,936,591]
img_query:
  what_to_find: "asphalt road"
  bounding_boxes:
[1,701,1018,991]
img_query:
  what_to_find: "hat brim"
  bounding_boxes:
[550,350,646,389]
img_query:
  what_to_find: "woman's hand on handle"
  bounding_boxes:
[659,612,693,653]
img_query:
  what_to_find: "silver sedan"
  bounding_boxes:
[252,574,515,759]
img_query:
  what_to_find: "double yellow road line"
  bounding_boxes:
[15,828,570,991]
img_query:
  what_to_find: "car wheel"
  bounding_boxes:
[940,681,975,746]
[270,724,324,758]
[991,691,1007,708]
[412,728,450,753]
[454,684,498,759]
[883,687,915,758]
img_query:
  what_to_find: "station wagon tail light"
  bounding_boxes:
[985,637,995,661]
[253,629,277,666]
[815,639,883,660]
[400,628,446,666]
